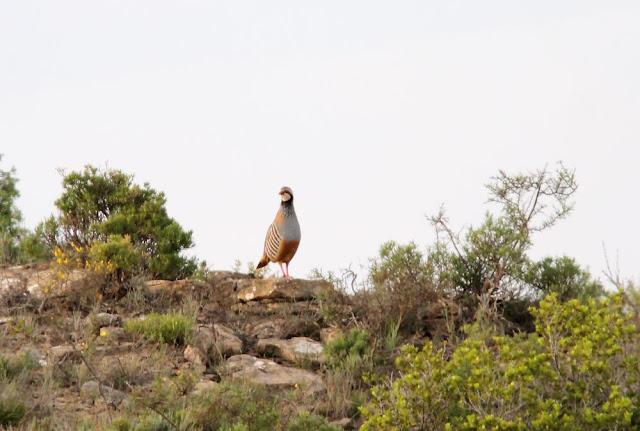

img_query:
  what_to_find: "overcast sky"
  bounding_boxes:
[1,1,639,282]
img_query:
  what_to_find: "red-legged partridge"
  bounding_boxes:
[256,186,301,278]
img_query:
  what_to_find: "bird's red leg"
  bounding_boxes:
[285,262,290,279]
[278,262,286,278]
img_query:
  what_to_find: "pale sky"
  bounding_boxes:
[1,1,639,282]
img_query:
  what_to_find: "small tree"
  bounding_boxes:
[0,155,23,264]
[429,163,589,300]
[47,165,196,280]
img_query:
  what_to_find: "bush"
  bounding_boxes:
[367,241,438,333]
[124,313,194,345]
[285,412,341,431]
[325,328,370,369]
[0,155,23,264]
[0,352,38,381]
[360,293,640,430]
[45,165,196,280]
[0,393,26,427]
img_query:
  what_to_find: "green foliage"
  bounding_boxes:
[0,393,26,427]
[361,293,640,430]
[368,241,437,332]
[524,256,603,301]
[48,165,196,280]
[189,382,280,431]
[0,155,23,264]
[87,235,141,282]
[124,313,194,346]
[285,412,341,431]
[0,352,38,381]
[325,328,370,369]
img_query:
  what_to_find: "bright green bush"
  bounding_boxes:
[124,313,194,346]
[285,412,341,431]
[46,165,196,280]
[361,293,640,430]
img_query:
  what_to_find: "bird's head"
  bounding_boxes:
[279,186,293,203]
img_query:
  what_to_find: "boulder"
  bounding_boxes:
[80,381,126,406]
[0,265,96,300]
[222,354,325,394]
[193,324,243,363]
[236,278,332,302]
[184,345,206,367]
[92,312,120,328]
[49,345,82,365]
[256,337,325,365]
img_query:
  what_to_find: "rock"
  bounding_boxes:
[80,381,126,406]
[184,345,205,367]
[26,268,95,299]
[222,354,325,394]
[49,345,82,365]
[247,317,318,340]
[248,319,286,339]
[92,312,120,328]
[145,279,209,298]
[256,337,325,365]
[1,265,96,300]
[236,278,332,302]
[320,327,343,345]
[193,324,243,364]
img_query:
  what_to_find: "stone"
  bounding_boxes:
[236,278,332,302]
[80,381,126,406]
[145,279,209,298]
[49,345,82,365]
[248,319,286,339]
[320,327,343,345]
[193,324,243,363]
[222,354,325,394]
[92,312,120,328]
[0,265,96,300]
[184,345,205,367]
[256,337,325,365]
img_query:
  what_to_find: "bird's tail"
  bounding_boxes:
[256,255,269,269]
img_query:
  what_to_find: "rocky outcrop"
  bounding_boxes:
[236,278,332,302]
[256,337,325,365]
[222,354,325,394]
[0,265,96,300]
[192,324,243,365]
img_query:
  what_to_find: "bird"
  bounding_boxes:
[256,186,301,278]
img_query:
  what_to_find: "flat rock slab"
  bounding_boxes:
[256,337,325,365]
[222,354,325,394]
[236,278,332,302]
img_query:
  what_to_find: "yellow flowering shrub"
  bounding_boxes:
[361,293,640,430]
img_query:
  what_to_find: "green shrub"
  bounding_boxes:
[0,155,23,264]
[0,394,26,427]
[189,382,280,431]
[361,293,640,430]
[325,328,370,369]
[0,352,38,381]
[124,313,194,345]
[285,412,341,431]
[45,165,196,280]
